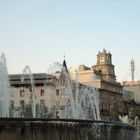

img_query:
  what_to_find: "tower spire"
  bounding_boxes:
[64,51,66,59]
[63,51,68,72]
[63,59,68,73]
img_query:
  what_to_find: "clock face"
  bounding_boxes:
[100,57,105,62]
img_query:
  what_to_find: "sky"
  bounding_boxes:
[0,0,140,82]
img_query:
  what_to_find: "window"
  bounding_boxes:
[40,89,45,96]
[40,99,45,106]
[20,100,25,109]
[10,101,14,109]
[56,89,59,96]
[20,90,24,97]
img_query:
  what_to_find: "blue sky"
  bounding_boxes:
[0,0,140,82]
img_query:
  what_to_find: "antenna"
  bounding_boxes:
[130,59,135,82]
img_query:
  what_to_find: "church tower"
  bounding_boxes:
[92,49,116,83]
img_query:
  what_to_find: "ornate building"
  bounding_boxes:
[76,49,124,120]
[9,73,57,117]
[8,49,140,122]
[9,60,69,118]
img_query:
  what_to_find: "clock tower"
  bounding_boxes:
[92,49,116,83]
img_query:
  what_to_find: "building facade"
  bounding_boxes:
[8,49,140,123]
[9,73,57,117]
[75,49,124,120]
[73,49,140,121]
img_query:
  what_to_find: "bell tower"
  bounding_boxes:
[92,49,116,83]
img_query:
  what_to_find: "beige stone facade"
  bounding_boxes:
[8,49,140,122]
[69,49,140,121]
[9,73,58,117]
[73,49,124,120]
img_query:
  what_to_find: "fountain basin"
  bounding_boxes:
[0,118,137,140]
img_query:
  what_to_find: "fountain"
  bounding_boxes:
[22,65,36,118]
[0,58,138,140]
[59,65,100,120]
[0,53,10,117]
[46,61,100,119]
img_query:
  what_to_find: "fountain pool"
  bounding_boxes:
[0,118,137,140]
